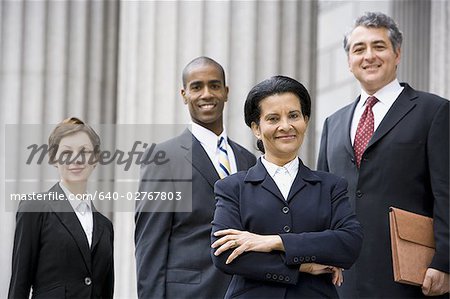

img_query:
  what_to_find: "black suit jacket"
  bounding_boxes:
[135,129,256,299]
[8,183,114,299]
[318,83,449,297]
[210,158,362,298]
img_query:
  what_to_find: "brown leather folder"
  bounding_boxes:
[389,207,435,286]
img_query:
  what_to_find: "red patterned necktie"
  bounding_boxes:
[353,96,378,168]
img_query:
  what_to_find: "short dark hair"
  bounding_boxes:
[244,75,311,153]
[48,117,101,164]
[343,12,403,55]
[182,56,226,88]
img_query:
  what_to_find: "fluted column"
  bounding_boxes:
[115,1,318,298]
[0,1,119,296]
[429,0,450,99]
[117,0,318,164]
[393,0,449,99]
[1,1,318,297]
[392,0,431,91]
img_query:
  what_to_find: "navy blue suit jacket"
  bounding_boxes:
[211,158,362,299]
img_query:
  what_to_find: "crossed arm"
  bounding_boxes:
[210,177,362,286]
[212,228,343,285]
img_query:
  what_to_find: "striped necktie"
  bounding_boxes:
[217,136,231,178]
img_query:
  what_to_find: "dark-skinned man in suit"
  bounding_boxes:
[135,56,256,299]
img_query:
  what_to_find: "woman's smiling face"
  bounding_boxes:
[55,131,96,185]
[251,92,309,166]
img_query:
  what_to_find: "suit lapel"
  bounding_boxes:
[286,159,321,202]
[261,177,286,204]
[181,129,219,188]
[344,98,359,157]
[48,184,92,273]
[245,159,286,204]
[229,139,248,171]
[286,174,306,203]
[91,205,104,252]
[245,159,321,204]
[367,84,417,150]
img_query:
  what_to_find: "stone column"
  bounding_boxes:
[0,1,119,296]
[115,1,318,297]
[392,0,431,91]
[117,0,318,164]
[429,0,450,99]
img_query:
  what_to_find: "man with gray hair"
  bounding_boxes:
[318,12,449,297]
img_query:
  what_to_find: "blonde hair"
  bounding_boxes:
[48,117,100,164]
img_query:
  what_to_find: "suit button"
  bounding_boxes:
[305,256,310,262]
[84,277,92,286]
[266,273,271,279]
[283,225,291,232]
[300,257,305,262]
[293,257,299,263]
[356,190,363,198]
[278,274,284,281]
[282,206,290,214]
[285,276,290,282]
[272,274,278,280]
[351,158,355,164]
[311,256,316,262]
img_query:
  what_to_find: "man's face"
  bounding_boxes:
[181,64,229,133]
[347,26,401,94]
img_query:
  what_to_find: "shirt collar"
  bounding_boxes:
[191,122,228,149]
[260,156,299,178]
[59,182,92,212]
[360,78,403,107]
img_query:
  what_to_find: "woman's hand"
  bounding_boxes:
[299,263,344,286]
[212,229,284,264]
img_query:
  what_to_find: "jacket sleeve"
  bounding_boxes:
[134,156,175,299]
[280,177,363,270]
[428,100,449,273]
[317,117,330,172]
[211,178,300,285]
[8,202,43,299]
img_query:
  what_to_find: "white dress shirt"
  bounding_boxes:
[351,79,404,144]
[59,182,93,247]
[261,156,299,200]
[191,122,238,175]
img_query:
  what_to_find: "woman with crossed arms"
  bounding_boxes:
[211,76,363,298]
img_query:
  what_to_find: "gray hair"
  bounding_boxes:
[343,12,403,55]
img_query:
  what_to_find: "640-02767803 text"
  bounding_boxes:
[9,191,183,202]
[97,191,183,201]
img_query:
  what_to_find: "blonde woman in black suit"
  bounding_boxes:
[8,117,114,299]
